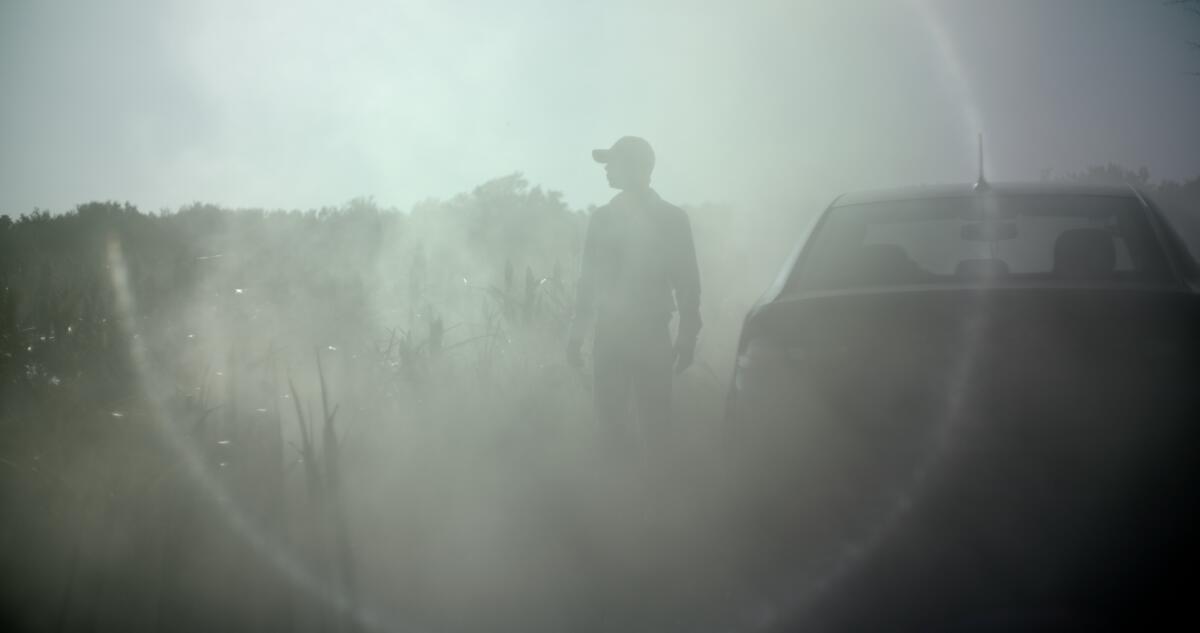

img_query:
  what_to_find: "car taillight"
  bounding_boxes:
[733,335,805,392]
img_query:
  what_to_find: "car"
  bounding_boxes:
[726,182,1200,631]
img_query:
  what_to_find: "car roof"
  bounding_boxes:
[832,182,1141,207]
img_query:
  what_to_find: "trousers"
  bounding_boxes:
[591,315,674,447]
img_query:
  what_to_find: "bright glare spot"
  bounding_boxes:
[327,345,337,351]
[217,440,231,445]
[234,288,244,294]
[111,411,124,418]
[49,376,61,386]
[255,408,268,413]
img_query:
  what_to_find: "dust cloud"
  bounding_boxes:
[3,1,1200,632]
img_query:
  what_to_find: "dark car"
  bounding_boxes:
[727,183,1200,631]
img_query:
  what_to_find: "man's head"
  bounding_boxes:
[593,136,655,191]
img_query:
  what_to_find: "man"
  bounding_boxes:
[566,136,702,442]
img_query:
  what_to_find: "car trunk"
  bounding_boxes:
[733,287,1200,628]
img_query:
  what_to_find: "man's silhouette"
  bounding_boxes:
[567,136,701,443]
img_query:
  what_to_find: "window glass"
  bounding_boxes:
[788,195,1171,292]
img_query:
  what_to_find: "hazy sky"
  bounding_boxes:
[2,0,1198,215]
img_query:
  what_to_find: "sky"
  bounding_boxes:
[2,0,1199,215]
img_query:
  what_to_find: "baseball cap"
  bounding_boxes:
[592,136,655,174]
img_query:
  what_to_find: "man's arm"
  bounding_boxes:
[672,211,702,371]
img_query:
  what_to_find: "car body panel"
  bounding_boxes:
[728,183,1200,629]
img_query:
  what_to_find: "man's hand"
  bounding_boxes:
[672,336,696,374]
[566,337,584,369]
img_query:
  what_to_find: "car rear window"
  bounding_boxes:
[787,194,1173,293]
[1156,203,1200,273]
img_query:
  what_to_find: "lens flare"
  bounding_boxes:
[105,234,394,632]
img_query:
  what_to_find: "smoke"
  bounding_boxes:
[4,1,1200,631]
[19,0,1192,214]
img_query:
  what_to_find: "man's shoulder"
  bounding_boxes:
[594,190,689,223]
[653,196,691,226]
[587,202,618,221]
[658,198,687,216]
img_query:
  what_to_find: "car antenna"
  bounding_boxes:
[973,133,990,192]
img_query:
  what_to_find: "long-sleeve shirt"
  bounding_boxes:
[570,188,702,340]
